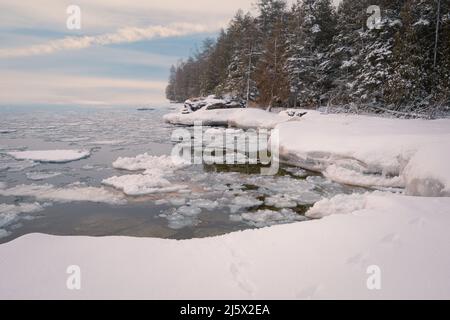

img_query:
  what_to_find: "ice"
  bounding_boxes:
[264,195,298,209]
[306,193,369,219]
[0,129,17,134]
[104,153,191,196]
[160,205,203,229]
[88,140,125,146]
[177,205,202,216]
[102,174,187,196]
[0,202,48,238]
[0,156,37,172]
[324,164,404,188]
[26,172,62,181]
[7,149,91,163]
[165,213,199,230]
[112,153,190,172]
[277,112,450,194]
[0,182,5,189]
[0,184,126,205]
[232,196,263,208]
[58,137,91,143]
[169,198,186,206]
[188,199,219,210]
[231,209,306,228]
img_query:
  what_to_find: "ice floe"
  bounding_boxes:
[7,149,91,163]
[102,174,187,196]
[26,172,62,181]
[104,154,191,196]
[112,153,190,172]
[0,183,125,205]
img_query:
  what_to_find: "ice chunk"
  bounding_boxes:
[0,184,126,205]
[0,202,48,238]
[306,193,368,219]
[265,195,297,208]
[112,153,190,172]
[324,164,404,189]
[188,199,219,210]
[7,149,90,163]
[231,209,306,228]
[102,174,187,196]
[177,205,202,216]
[26,172,62,181]
[0,129,17,134]
[166,213,199,230]
[89,140,125,146]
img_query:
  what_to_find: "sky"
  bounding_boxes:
[0,0,341,107]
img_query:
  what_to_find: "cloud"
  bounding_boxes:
[0,23,214,58]
[0,71,168,106]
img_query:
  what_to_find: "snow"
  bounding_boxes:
[403,145,450,197]
[1,192,449,299]
[276,112,450,196]
[7,149,91,163]
[0,183,125,205]
[413,18,430,26]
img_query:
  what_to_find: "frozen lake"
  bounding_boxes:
[0,106,364,243]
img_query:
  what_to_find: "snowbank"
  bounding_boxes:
[6,149,91,163]
[1,192,449,299]
[276,113,450,196]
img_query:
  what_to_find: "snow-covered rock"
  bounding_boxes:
[184,95,244,113]
[6,149,90,163]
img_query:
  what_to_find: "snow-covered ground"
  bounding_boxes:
[1,107,449,299]
[0,192,449,299]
